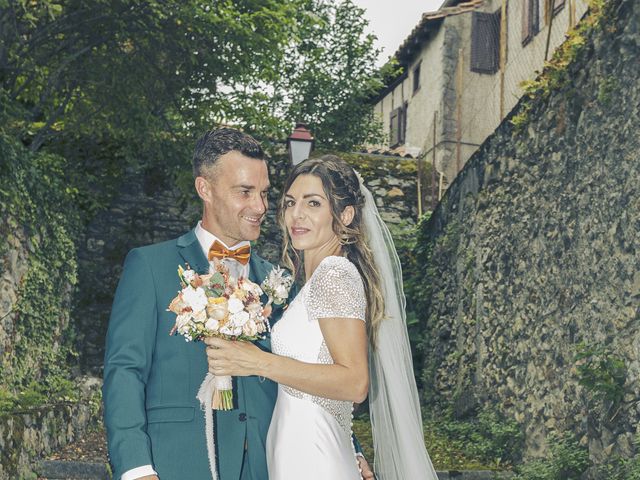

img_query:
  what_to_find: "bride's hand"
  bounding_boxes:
[204,337,265,377]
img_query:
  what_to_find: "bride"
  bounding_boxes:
[206,155,438,479]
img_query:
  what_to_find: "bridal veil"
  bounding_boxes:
[358,174,439,480]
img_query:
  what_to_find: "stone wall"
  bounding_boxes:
[77,151,422,372]
[0,225,29,371]
[0,135,82,391]
[0,136,102,479]
[413,0,640,463]
[0,222,76,387]
[74,171,199,372]
[0,379,100,480]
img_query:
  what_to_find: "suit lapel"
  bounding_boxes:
[248,252,276,350]
[249,252,272,314]
[249,252,268,285]
[177,229,209,274]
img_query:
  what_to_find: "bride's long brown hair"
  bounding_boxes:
[278,155,385,348]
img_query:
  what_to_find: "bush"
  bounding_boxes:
[437,408,524,468]
[352,407,522,471]
[514,432,590,480]
[0,376,80,413]
[592,434,640,480]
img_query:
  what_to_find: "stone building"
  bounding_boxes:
[371,0,589,194]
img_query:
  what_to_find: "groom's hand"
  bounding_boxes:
[357,454,375,479]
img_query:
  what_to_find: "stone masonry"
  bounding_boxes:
[414,0,640,463]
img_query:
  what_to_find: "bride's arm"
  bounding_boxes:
[205,317,369,403]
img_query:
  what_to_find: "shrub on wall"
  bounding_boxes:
[0,134,82,407]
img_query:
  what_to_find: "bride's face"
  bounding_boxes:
[283,174,339,254]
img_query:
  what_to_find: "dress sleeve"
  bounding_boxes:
[306,257,366,322]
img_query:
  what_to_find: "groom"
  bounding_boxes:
[103,127,373,480]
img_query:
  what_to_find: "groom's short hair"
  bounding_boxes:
[192,127,265,178]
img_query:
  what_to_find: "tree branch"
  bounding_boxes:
[29,83,76,152]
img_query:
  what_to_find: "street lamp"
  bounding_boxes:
[287,123,314,165]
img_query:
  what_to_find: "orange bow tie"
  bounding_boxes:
[208,240,251,265]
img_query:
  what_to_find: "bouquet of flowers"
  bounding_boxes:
[167,259,292,480]
[168,260,271,409]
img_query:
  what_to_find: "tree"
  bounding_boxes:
[0,0,384,158]
[278,0,386,150]
[0,0,299,154]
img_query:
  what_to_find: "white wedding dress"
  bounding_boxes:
[266,256,365,479]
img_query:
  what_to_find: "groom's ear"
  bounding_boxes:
[341,205,355,227]
[195,176,211,202]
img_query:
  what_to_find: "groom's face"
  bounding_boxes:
[196,151,270,246]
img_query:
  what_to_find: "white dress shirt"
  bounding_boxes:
[121,465,157,480]
[120,223,251,480]
[195,221,251,280]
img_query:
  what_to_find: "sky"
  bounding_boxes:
[351,0,446,67]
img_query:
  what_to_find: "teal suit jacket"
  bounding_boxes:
[103,229,285,480]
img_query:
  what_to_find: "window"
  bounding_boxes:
[412,62,421,94]
[522,0,540,45]
[470,10,501,74]
[389,103,407,147]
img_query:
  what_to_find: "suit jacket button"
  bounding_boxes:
[238,413,247,422]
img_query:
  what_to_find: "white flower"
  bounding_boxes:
[242,321,258,337]
[220,323,242,336]
[219,324,234,336]
[261,266,293,306]
[231,310,250,327]
[241,281,258,294]
[207,301,228,321]
[275,285,289,301]
[227,297,244,314]
[182,269,196,283]
[246,302,263,316]
[192,309,207,324]
[176,313,191,332]
[205,318,219,332]
[182,286,208,313]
